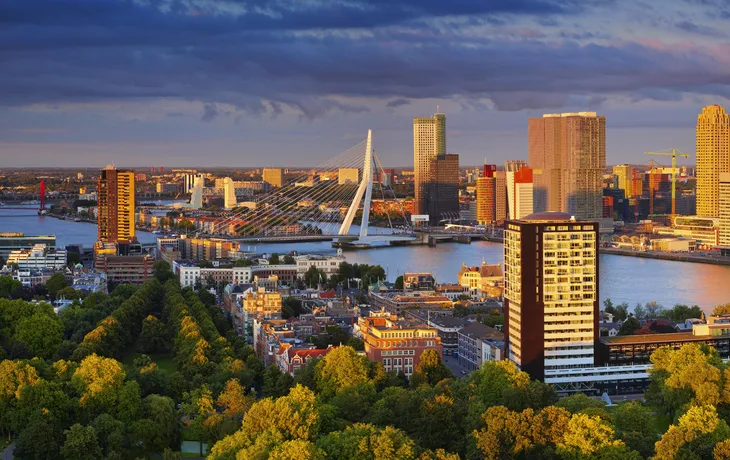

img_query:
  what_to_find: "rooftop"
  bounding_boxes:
[520,211,574,222]
[602,331,714,345]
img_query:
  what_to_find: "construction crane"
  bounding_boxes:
[644,148,691,217]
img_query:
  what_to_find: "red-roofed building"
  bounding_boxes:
[276,344,335,375]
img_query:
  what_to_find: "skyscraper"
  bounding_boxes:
[506,166,534,220]
[263,168,285,188]
[476,165,508,224]
[223,177,237,209]
[426,153,459,223]
[504,212,599,381]
[613,164,636,199]
[98,165,135,245]
[528,112,606,220]
[696,105,730,217]
[720,173,730,248]
[413,112,446,215]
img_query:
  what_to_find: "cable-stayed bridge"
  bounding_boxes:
[209,130,417,248]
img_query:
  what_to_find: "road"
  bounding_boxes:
[443,354,471,378]
[1,442,14,460]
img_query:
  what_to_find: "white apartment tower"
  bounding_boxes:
[504,211,599,381]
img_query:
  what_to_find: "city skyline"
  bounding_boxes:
[2,0,730,167]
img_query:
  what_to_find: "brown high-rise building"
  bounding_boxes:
[528,112,606,220]
[476,165,507,224]
[696,105,730,217]
[426,153,459,223]
[263,168,285,188]
[504,212,599,381]
[98,165,135,245]
[414,112,446,215]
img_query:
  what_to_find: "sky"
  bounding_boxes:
[1,0,730,168]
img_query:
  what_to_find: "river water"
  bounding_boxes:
[2,207,730,311]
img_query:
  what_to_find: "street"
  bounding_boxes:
[443,354,471,378]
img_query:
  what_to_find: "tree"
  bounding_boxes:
[654,405,730,460]
[0,276,22,298]
[304,265,323,288]
[712,303,730,316]
[715,440,730,460]
[557,413,625,457]
[56,286,84,300]
[182,385,217,456]
[282,297,303,319]
[14,312,63,359]
[410,349,453,387]
[612,401,655,458]
[61,424,102,460]
[141,394,181,454]
[614,302,629,322]
[317,423,417,460]
[556,393,606,414]
[269,253,281,265]
[234,259,252,267]
[153,260,174,283]
[395,275,404,290]
[644,301,664,319]
[633,303,646,320]
[72,354,127,415]
[283,254,296,265]
[139,315,169,354]
[603,298,615,315]
[217,378,254,421]
[315,346,370,396]
[618,315,641,336]
[46,273,68,298]
[346,337,365,351]
[67,251,82,267]
[664,304,703,322]
[469,360,530,407]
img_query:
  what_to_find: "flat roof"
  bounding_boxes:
[601,331,720,345]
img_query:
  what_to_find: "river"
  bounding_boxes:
[2,207,730,311]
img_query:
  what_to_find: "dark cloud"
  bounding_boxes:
[675,20,726,37]
[201,103,218,122]
[387,98,411,108]
[0,0,728,117]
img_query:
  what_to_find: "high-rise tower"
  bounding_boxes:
[529,112,606,220]
[98,165,135,245]
[413,112,446,215]
[504,212,599,381]
[696,105,730,217]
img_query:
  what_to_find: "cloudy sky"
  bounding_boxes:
[1,0,729,168]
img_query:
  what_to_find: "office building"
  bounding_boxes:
[528,112,606,219]
[358,312,442,378]
[0,233,56,260]
[506,165,534,220]
[697,105,730,217]
[613,165,637,199]
[263,168,284,188]
[98,165,136,245]
[338,168,360,185]
[244,287,283,317]
[504,212,599,381]
[720,173,730,248]
[6,244,67,270]
[475,165,506,223]
[426,153,459,223]
[96,254,153,285]
[223,177,237,209]
[413,112,446,215]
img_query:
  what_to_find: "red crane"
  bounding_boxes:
[39,179,46,211]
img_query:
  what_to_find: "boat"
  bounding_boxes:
[152,230,162,235]
[74,217,81,222]
[58,216,66,220]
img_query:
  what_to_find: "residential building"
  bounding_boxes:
[338,168,360,185]
[435,284,470,300]
[98,165,136,245]
[156,182,179,194]
[506,165,534,220]
[528,112,606,219]
[96,254,153,285]
[458,322,504,371]
[12,268,56,287]
[426,153,459,223]
[179,237,238,260]
[243,287,283,317]
[403,272,435,290]
[457,262,503,291]
[263,168,284,188]
[481,338,504,363]
[223,177,237,209]
[413,112,446,215]
[369,291,453,314]
[504,212,599,381]
[359,312,442,378]
[175,262,252,287]
[72,272,108,294]
[276,345,333,376]
[720,173,730,248]
[696,105,730,217]
[6,244,67,270]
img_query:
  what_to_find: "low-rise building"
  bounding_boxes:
[6,244,67,270]
[72,272,108,294]
[358,311,442,378]
[296,252,345,278]
[244,287,283,317]
[457,322,503,371]
[404,310,466,355]
[481,338,504,363]
[369,290,452,314]
[403,272,436,290]
[12,268,57,287]
[95,255,153,285]
[0,233,56,260]
[457,262,503,298]
[435,284,469,300]
[276,344,333,376]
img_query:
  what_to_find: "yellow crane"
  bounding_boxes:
[644,148,691,217]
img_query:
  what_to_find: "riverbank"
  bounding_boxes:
[599,247,730,266]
